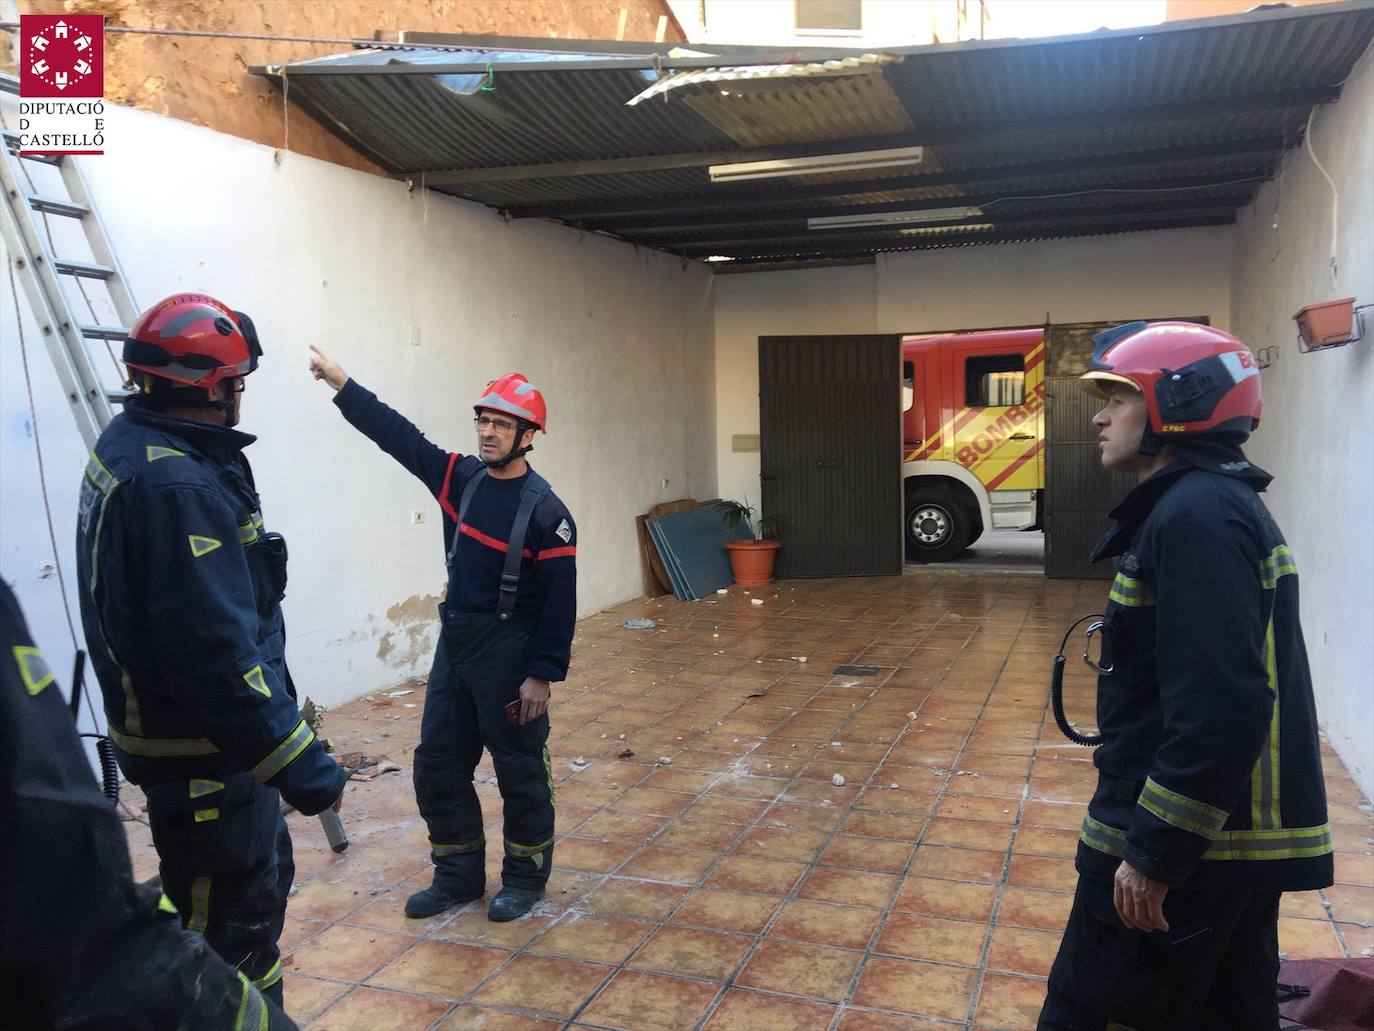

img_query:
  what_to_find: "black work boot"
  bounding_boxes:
[404,883,482,919]
[488,886,543,922]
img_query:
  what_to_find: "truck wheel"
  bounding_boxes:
[905,487,976,563]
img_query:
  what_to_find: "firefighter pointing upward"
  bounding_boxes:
[309,345,576,923]
[75,294,348,1010]
[1038,322,1333,1030]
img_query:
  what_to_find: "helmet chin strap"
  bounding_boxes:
[140,376,236,427]
[482,420,535,469]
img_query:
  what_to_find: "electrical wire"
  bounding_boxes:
[1303,105,1340,288]
[980,174,1268,208]
[5,262,80,650]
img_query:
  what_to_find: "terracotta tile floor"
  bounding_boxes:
[119,571,1374,1030]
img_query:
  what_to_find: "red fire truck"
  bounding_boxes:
[902,327,1046,561]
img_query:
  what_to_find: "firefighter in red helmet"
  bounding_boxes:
[1038,322,1332,1030]
[75,294,347,1010]
[309,346,576,923]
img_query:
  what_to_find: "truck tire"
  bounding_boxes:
[905,486,977,563]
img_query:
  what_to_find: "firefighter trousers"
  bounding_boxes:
[414,608,554,894]
[144,771,292,1008]
[1038,873,1281,1031]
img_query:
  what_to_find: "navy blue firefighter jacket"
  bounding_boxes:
[75,399,345,815]
[1078,458,1333,893]
[333,379,577,682]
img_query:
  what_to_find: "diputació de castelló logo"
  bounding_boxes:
[17,14,106,155]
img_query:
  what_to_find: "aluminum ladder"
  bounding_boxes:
[0,72,135,449]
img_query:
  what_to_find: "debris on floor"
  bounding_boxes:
[623,618,656,629]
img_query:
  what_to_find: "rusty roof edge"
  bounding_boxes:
[248,0,1374,78]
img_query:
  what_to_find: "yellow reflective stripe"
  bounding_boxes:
[1080,813,1126,857]
[1082,813,1331,862]
[188,876,211,934]
[431,836,485,857]
[194,807,220,822]
[82,468,139,731]
[243,665,270,698]
[145,445,186,463]
[251,511,264,529]
[252,719,314,783]
[1138,777,1229,838]
[84,453,119,495]
[12,645,55,696]
[237,519,259,545]
[252,958,283,991]
[121,670,142,736]
[1108,572,1155,608]
[109,727,219,756]
[189,778,224,799]
[505,835,555,859]
[1202,823,1332,861]
[234,970,269,1031]
[157,892,178,915]
[1258,545,1298,589]
[543,745,555,810]
[1252,619,1281,829]
[188,534,222,557]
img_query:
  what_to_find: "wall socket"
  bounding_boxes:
[411,510,425,524]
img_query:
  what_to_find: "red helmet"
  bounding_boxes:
[474,372,547,432]
[122,293,261,390]
[1079,321,1262,435]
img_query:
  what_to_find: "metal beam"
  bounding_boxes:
[509,138,1285,221]
[587,170,1270,234]
[411,89,1330,187]
[637,197,1255,251]
[708,214,1237,262]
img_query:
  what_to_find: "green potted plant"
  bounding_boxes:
[719,498,781,586]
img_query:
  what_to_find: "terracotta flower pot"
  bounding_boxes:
[1294,297,1356,350]
[724,539,780,586]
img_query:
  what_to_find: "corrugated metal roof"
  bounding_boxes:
[253,1,1374,267]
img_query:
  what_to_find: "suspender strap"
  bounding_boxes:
[499,472,550,618]
[445,465,551,619]
[446,469,486,568]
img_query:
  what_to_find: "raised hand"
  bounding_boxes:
[308,345,349,392]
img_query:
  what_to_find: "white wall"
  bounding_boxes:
[667,0,956,48]
[0,104,716,714]
[1230,40,1374,799]
[714,226,1233,504]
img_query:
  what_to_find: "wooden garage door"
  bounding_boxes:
[759,335,902,578]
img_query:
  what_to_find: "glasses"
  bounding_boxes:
[474,415,518,433]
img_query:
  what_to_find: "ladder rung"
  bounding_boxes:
[1,130,64,165]
[106,391,133,406]
[54,259,114,280]
[81,324,130,341]
[29,194,88,218]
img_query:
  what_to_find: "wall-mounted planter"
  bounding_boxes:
[1293,297,1357,352]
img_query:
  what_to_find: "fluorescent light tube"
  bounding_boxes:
[807,206,982,230]
[708,146,925,183]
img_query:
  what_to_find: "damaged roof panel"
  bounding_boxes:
[253,1,1374,267]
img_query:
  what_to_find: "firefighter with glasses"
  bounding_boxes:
[1038,322,1332,1030]
[309,345,575,923]
[75,294,347,1009]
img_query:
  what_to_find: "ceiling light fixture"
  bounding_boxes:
[807,205,983,230]
[708,146,926,183]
